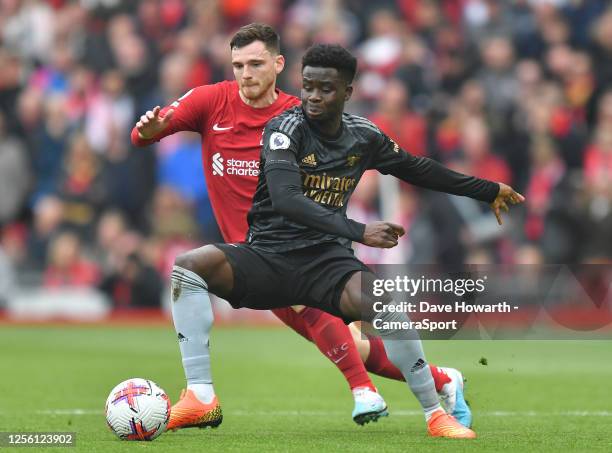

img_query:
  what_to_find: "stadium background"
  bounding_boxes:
[1,0,611,313]
[0,1,611,451]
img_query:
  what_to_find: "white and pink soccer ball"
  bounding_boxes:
[105,378,171,441]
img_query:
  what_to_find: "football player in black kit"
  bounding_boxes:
[170,43,524,438]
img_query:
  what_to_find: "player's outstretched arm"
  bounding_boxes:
[383,155,501,203]
[384,155,525,223]
[489,182,525,225]
[130,85,211,147]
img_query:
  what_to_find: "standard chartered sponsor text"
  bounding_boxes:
[226,158,259,176]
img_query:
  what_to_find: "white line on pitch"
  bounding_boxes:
[33,409,612,417]
[37,409,101,415]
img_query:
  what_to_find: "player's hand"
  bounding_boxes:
[362,222,405,248]
[490,182,525,225]
[136,106,174,140]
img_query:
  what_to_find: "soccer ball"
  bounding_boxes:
[105,378,171,441]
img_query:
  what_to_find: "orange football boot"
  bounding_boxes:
[427,409,476,438]
[167,389,223,431]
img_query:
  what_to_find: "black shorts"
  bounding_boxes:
[215,242,370,321]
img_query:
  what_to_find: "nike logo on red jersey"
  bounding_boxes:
[213,123,233,131]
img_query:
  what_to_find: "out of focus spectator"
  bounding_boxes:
[477,36,518,137]
[524,137,567,245]
[393,35,432,110]
[589,10,612,123]
[157,132,219,241]
[358,9,405,99]
[102,125,155,230]
[1,0,54,63]
[0,111,30,226]
[369,79,427,156]
[43,231,99,287]
[106,14,158,112]
[583,91,612,198]
[27,196,64,269]
[462,0,513,44]
[580,91,612,260]
[0,0,610,289]
[85,70,134,153]
[149,186,201,277]
[0,48,24,133]
[94,209,128,272]
[93,209,165,307]
[99,252,163,308]
[457,117,512,184]
[55,133,106,238]
[0,238,16,307]
[0,223,28,270]
[30,94,72,202]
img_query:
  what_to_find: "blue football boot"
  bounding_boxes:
[351,387,389,425]
[439,367,473,428]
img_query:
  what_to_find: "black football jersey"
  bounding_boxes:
[246,106,498,252]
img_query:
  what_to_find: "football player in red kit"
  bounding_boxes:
[131,23,470,430]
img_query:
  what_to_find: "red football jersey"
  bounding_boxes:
[131,80,300,242]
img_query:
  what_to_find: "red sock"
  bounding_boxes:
[298,307,375,391]
[365,336,451,391]
[271,308,311,341]
[364,335,404,381]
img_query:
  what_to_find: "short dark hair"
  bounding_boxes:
[301,44,357,84]
[229,23,280,54]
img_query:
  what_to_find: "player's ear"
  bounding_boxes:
[344,84,353,101]
[275,54,285,75]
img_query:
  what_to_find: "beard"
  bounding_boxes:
[241,78,273,100]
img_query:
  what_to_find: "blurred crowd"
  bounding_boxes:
[0,0,611,308]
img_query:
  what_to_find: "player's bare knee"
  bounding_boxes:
[362,290,394,324]
[339,296,359,322]
[174,249,198,272]
[338,272,364,322]
[340,272,392,323]
[348,322,362,343]
[174,245,219,280]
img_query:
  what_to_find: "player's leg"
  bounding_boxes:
[338,271,476,438]
[167,244,235,430]
[272,306,385,425]
[270,307,311,340]
[273,306,376,391]
[273,303,462,405]
[270,303,469,427]
[349,322,472,427]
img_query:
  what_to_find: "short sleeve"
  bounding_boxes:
[160,84,218,134]
[131,83,226,147]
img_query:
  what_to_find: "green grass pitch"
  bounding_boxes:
[1,325,611,452]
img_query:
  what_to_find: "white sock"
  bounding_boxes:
[171,266,216,400]
[187,383,216,404]
[374,310,442,421]
[424,405,442,421]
